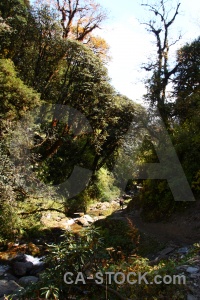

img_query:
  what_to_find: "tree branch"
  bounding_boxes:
[166,3,180,28]
[19,207,65,216]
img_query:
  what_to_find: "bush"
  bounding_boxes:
[17,227,106,300]
[138,179,191,222]
[0,144,22,239]
[95,168,120,202]
[94,217,139,256]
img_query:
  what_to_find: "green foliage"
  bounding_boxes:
[0,142,23,239]
[0,0,29,59]
[17,40,137,208]
[173,36,200,123]
[63,167,120,214]
[93,254,186,300]
[0,141,48,240]
[0,0,138,220]
[94,217,139,255]
[18,227,105,299]
[95,168,120,202]
[64,194,88,216]
[0,58,40,121]
[171,37,200,197]
[172,119,200,193]
[192,170,200,192]
[0,2,199,299]
[16,224,189,300]
[138,179,178,222]
[135,35,200,221]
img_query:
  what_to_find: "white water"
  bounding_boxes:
[24,254,44,265]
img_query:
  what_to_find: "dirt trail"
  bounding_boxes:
[110,201,200,246]
[40,199,200,246]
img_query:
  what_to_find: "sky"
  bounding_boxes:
[94,0,200,104]
[30,0,200,105]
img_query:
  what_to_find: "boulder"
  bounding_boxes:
[66,219,75,226]
[0,280,21,298]
[100,202,110,210]
[186,267,199,274]
[187,294,198,300]
[13,261,33,276]
[10,253,26,263]
[83,215,94,223]
[178,247,189,254]
[18,276,38,287]
[76,215,94,226]
[29,264,45,276]
[0,265,10,276]
[76,216,89,227]
[23,255,45,276]
[3,273,18,282]
[158,247,175,256]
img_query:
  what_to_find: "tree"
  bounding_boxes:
[0,59,40,124]
[27,41,136,188]
[142,0,181,127]
[171,37,200,194]
[0,1,109,95]
[132,1,198,221]
[29,0,109,60]
[0,0,140,213]
[55,0,107,41]
[173,36,200,123]
[85,35,110,62]
[55,0,109,60]
[0,0,30,59]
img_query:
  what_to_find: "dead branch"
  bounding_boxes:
[19,207,65,216]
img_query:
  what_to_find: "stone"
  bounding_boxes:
[76,216,89,227]
[187,294,198,300]
[103,202,110,207]
[66,219,75,226]
[18,276,38,287]
[13,261,33,276]
[0,265,10,276]
[3,273,18,281]
[100,205,107,210]
[83,215,94,223]
[178,247,189,254]
[10,253,26,263]
[158,247,175,256]
[186,267,199,274]
[190,273,200,279]
[29,264,45,276]
[176,265,190,271]
[0,280,21,298]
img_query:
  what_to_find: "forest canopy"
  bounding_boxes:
[0,0,199,233]
[0,1,200,300]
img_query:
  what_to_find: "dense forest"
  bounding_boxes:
[0,0,200,299]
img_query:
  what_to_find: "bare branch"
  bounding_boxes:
[141,0,182,127]
[56,0,106,40]
[19,207,64,216]
[166,2,180,28]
